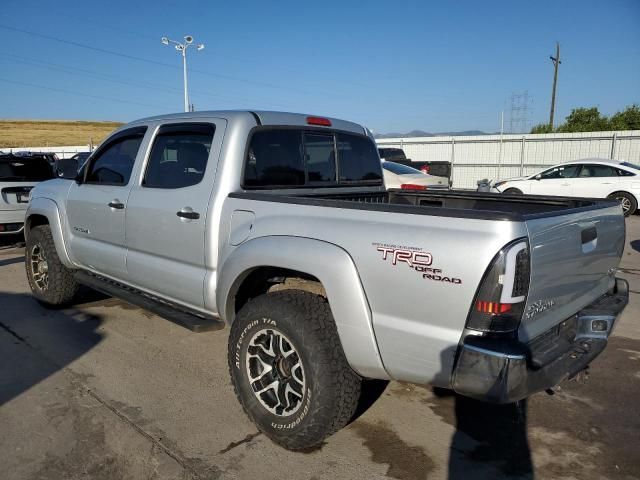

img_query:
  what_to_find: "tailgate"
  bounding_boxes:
[0,182,35,210]
[520,204,625,342]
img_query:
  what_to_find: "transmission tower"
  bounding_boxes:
[508,91,532,133]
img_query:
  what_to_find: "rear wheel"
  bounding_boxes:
[228,290,362,450]
[504,188,523,195]
[25,225,79,306]
[608,192,637,217]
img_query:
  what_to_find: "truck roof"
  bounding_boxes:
[128,110,368,136]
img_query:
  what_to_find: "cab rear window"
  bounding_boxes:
[243,129,382,188]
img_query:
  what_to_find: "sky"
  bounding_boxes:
[0,0,638,134]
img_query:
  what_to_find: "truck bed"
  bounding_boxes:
[230,189,617,221]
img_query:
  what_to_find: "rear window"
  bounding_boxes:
[621,162,640,172]
[382,161,423,175]
[0,157,54,182]
[243,129,382,188]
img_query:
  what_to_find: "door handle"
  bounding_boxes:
[561,183,570,186]
[108,200,125,209]
[176,209,200,220]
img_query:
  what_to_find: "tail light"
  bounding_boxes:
[401,184,427,190]
[466,239,530,333]
[421,165,430,174]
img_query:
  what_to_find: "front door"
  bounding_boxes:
[124,121,225,309]
[528,164,580,196]
[66,127,148,279]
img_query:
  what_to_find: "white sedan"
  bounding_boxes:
[382,161,447,190]
[493,158,640,216]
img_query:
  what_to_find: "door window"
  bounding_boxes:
[84,128,147,185]
[143,123,215,189]
[539,165,580,179]
[578,165,617,178]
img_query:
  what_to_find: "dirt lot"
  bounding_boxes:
[0,120,122,148]
[0,218,639,480]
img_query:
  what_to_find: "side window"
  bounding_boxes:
[337,133,383,182]
[143,124,215,189]
[539,165,580,179]
[579,165,616,178]
[85,129,146,185]
[304,133,336,183]
[244,130,305,187]
[618,168,635,177]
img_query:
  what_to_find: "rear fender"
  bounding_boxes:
[217,236,389,379]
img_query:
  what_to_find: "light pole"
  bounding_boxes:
[161,35,205,112]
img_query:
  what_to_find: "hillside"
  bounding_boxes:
[0,120,124,148]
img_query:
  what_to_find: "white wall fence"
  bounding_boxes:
[377,130,640,189]
[2,145,92,159]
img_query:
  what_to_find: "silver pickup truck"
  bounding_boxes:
[24,111,629,450]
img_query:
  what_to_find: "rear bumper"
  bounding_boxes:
[452,278,629,403]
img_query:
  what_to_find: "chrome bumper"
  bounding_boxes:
[452,278,629,403]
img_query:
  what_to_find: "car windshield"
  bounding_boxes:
[382,161,422,175]
[621,162,640,171]
[0,156,55,182]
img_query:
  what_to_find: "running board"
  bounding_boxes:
[74,271,225,333]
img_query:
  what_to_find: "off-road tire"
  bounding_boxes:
[504,188,523,195]
[228,290,362,450]
[608,191,637,217]
[25,225,79,306]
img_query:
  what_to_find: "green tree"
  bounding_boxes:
[530,123,554,134]
[609,104,640,130]
[556,107,610,133]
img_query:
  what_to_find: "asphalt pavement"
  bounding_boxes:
[0,217,639,480]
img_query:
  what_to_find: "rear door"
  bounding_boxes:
[66,127,148,278]
[571,164,619,198]
[528,164,580,196]
[124,120,225,308]
[519,204,625,342]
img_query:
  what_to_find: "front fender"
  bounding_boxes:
[217,236,389,379]
[25,198,74,268]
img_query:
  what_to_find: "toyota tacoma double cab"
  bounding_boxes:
[24,111,628,450]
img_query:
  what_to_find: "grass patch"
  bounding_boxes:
[0,120,124,148]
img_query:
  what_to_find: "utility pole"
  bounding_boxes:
[161,35,205,112]
[549,42,561,129]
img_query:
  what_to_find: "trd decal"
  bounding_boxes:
[373,242,462,285]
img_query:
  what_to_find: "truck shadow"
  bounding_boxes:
[0,291,104,406]
[439,390,534,479]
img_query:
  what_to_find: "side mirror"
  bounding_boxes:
[56,158,79,180]
[535,174,542,180]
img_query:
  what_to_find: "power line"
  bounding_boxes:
[0,53,298,110]
[0,77,166,109]
[0,24,351,98]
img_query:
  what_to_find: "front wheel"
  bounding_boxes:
[228,290,362,450]
[25,225,79,306]
[608,192,637,217]
[503,188,523,195]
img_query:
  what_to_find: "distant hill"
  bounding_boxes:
[0,120,123,148]
[374,129,487,139]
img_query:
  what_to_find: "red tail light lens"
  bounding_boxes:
[476,301,512,314]
[306,116,331,126]
[466,240,530,333]
[421,165,430,173]
[400,184,427,190]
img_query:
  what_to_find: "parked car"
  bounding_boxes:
[0,153,55,235]
[13,151,59,167]
[24,111,628,450]
[382,161,447,190]
[378,147,451,183]
[492,159,640,216]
